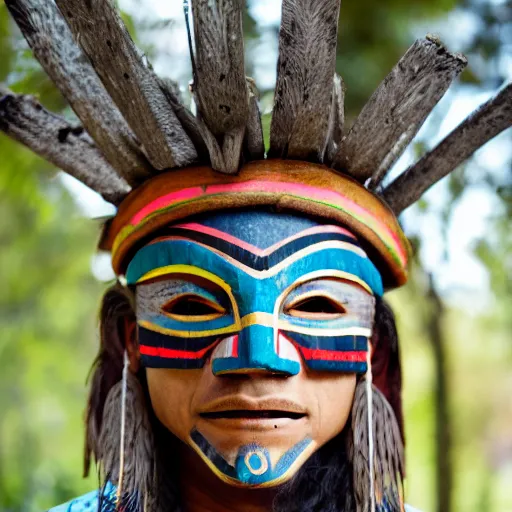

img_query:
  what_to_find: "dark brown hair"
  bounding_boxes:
[84,286,404,512]
[84,283,136,477]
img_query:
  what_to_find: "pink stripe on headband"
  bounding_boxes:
[126,180,406,265]
[131,186,204,225]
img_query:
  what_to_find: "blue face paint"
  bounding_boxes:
[190,429,313,486]
[131,211,381,487]
[130,216,380,374]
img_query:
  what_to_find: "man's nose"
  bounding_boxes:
[210,325,301,376]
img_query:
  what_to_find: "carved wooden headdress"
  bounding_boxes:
[1,0,511,288]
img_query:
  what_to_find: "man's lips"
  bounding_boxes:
[200,410,305,420]
[197,397,307,421]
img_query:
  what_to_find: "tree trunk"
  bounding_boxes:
[426,274,452,512]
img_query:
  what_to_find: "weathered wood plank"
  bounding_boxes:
[333,36,467,183]
[244,77,264,160]
[222,126,246,173]
[155,76,209,160]
[5,0,151,186]
[244,91,265,161]
[196,118,226,171]
[0,88,130,205]
[191,0,248,173]
[325,74,345,164]
[269,0,341,162]
[382,83,512,214]
[55,0,197,170]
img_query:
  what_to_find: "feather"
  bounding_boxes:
[99,374,155,503]
[350,382,405,512]
[382,82,512,214]
[333,36,467,184]
[56,0,197,170]
[5,0,152,186]
[269,0,341,162]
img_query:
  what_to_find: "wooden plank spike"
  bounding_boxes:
[0,87,130,205]
[325,74,345,164]
[269,0,342,162]
[5,0,152,186]
[244,78,265,161]
[382,83,512,214]
[56,0,197,170]
[333,36,467,184]
[191,0,248,173]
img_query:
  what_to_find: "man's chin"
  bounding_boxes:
[188,427,317,487]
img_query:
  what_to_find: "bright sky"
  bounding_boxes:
[62,0,511,307]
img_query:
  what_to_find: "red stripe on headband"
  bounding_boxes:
[125,180,406,267]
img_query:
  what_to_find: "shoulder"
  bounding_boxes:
[49,489,421,512]
[47,483,116,512]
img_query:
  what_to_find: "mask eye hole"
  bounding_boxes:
[285,296,346,319]
[161,294,226,321]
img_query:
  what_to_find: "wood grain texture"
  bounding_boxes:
[191,0,248,173]
[155,76,209,160]
[55,0,197,170]
[244,78,265,161]
[196,118,225,171]
[0,88,130,205]
[325,74,345,164]
[269,0,341,162]
[5,0,151,186]
[222,125,246,173]
[382,82,512,214]
[333,36,468,183]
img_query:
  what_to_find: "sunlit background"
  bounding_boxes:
[0,1,511,511]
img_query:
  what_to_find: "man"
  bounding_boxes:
[84,161,408,511]
[2,0,510,510]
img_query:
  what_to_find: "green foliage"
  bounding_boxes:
[337,0,458,116]
[0,134,104,510]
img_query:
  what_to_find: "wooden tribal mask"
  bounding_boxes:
[134,209,373,486]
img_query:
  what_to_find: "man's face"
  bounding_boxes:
[128,211,379,486]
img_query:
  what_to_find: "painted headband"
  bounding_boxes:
[100,160,410,289]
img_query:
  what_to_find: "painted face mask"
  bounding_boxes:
[128,210,382,487]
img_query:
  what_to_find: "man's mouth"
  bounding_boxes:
[197,397,308,428]
[200,410,306,420]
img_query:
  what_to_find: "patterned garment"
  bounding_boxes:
[48,484,422,512]
[48,483,117,512]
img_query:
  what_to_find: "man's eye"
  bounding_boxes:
[161,294,226,320]
[285,296,346,318]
